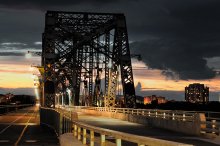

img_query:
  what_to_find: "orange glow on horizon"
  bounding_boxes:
[133,69,220,92]
[0,58,220,94]
[132,60,220,92]
[0,64,35,88]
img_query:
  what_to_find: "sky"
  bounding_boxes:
[0,0,220,100]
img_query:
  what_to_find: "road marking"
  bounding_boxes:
[0,140,9,142]
[0,123,38,126]
[25,140,37,143]
[0,109,32,134]
[14,107,37,146]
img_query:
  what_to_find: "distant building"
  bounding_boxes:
[185,83,209,103]
[0,93,14,104]
[143,95,167,105]
[0,94,6,103]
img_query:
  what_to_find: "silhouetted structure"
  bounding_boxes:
[185,83,209,103]
[42,11,136,108]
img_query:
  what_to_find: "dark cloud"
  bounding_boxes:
[130,37,218,80]
[130,0,220,80]
[0,0,220,80]
[0,42,41,50]
[0,0,126,10]
[0,52,24,56]
[0,9,44,46]
[0,0,136,49]
[161,70,179,81]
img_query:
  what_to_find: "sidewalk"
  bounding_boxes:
[60,133,84,146]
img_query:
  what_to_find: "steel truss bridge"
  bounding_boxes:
[41,11,136,108]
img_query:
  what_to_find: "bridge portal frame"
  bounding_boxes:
[42,11,136,108]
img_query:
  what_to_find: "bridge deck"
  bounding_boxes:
[77,111,220,146]
[0,105,59,146]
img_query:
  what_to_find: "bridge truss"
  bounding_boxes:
[42,11,136,108]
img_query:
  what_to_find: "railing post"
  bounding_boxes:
[74,125,77,137]
[101,134,106,146]
[59,112,63,135]
[78,127,81,140]
[194,113,206,135]
[116,138,121,146]
[172,113,175,120]
[90,130,94,146]
[212,120,216,134]
[183,113,186,121]
[83,129,87,144]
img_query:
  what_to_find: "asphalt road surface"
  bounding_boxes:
[77,112,220,146]
[0,105,59,146]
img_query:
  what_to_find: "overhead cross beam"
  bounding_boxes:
[42,11,136,108]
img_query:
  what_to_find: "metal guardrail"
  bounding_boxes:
[174,110,220,135]
[200,112,220,135]
[40,107,73,135]
[204,112,220,134]
[69,106,220,136]
[41,107,193,146]
[72,107,195,122]
[72,120,192,146]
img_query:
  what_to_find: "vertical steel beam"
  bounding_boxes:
[88,47,94,106]
[105,32,110,100]
[42,12,57,108]
[42,11,136,108]
[116,15,136,108]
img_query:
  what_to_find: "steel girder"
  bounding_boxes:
[42,11,136,108]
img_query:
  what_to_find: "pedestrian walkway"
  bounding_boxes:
[77,111,220,146]
[60,133,84,146]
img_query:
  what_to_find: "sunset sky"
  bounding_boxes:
[1,0,220,101]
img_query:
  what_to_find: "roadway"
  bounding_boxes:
[77,111,220,146]
[0,105,59,146]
